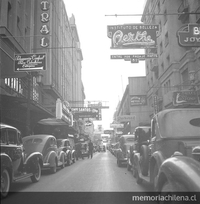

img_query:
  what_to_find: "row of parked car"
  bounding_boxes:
[0,123,83,198]
[109,108,200,192]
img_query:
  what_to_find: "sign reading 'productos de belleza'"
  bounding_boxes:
[107,24,159,49]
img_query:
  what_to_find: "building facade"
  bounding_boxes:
[114,0,200,134]
[0,0,85,137]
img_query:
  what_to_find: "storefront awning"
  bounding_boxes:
[38,118,68,126]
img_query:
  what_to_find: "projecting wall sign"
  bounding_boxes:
[107,24,159,49]
[177,24,200,47]
[14,53,46,72]
[40,0,50,48]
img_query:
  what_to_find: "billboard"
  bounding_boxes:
[107,24,159,49]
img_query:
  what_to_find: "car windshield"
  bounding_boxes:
[159,110,200,138]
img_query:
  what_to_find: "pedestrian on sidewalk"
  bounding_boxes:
[88,140,94,159]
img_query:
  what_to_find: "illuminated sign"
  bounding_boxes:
[40,0,50,48]
[177,24,200,47]
[56,99,73,126]
[14,53,46,71]
[107,24,159,49]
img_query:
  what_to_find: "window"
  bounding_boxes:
[0,129,7,144]
[7,129,17,145]
[181,68,189,86]
[161,62,164,72]
[167,54,170,66]
[7,2,12,31]
[159,42,163,55]
[165,32,169,47]
[164,9,167,24]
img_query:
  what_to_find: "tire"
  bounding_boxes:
[61,156,65,169]
[31,161,41,183]
[67,156,71,166]
[127,162,131,171]
[152,164,159,189]
[1,168,10,198]
[117,158,121,167]
[50,160,57,174]
[140,145,149,176]
[135,169,142,184]
[132,166,136,178]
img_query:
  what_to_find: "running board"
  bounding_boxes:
[13,173,33,182]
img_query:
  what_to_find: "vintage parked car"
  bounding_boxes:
[1,124,43,198]
[57,139,76,165]
[156,146,200,192]
[112,142,120,157]
[133,108,200,190]
[23,134,66,174]
[127,126,151,172]
[116,134,135,167]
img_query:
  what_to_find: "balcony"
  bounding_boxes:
[178,0,189,23]
[150,59,158,72]
[196,6,200,23]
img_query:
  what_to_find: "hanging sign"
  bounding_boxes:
[110,54,158,60]
[107,24,159,49]
[14,53,46,71]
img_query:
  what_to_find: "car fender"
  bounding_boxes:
[58,150,65,162]
[45,151,58,167]
[25,152,43,167]
[117,148,123,158]
[156,156,200,191]
[1,153,13,181]
[133,152,141,168]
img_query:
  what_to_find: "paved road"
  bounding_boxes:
[2,150,152,204]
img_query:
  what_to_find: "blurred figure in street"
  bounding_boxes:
[88,140,94,159]
[75,142,84,160]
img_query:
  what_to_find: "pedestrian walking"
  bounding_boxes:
[88,140,94,159]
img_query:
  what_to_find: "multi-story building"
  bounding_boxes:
[143,0,200,117]
[114,0,200,134]
[0,0,85,136]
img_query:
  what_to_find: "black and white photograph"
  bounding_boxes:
[0,0,200,204]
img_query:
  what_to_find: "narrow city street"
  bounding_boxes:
[2,150,151,204]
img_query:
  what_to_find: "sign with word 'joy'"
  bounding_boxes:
[107,24,159,49]
[177,24,200,47]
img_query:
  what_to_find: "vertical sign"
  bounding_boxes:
[40,1,50,48]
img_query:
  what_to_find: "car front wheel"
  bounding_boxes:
[1,168,10,198]
[31,161,41,183]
